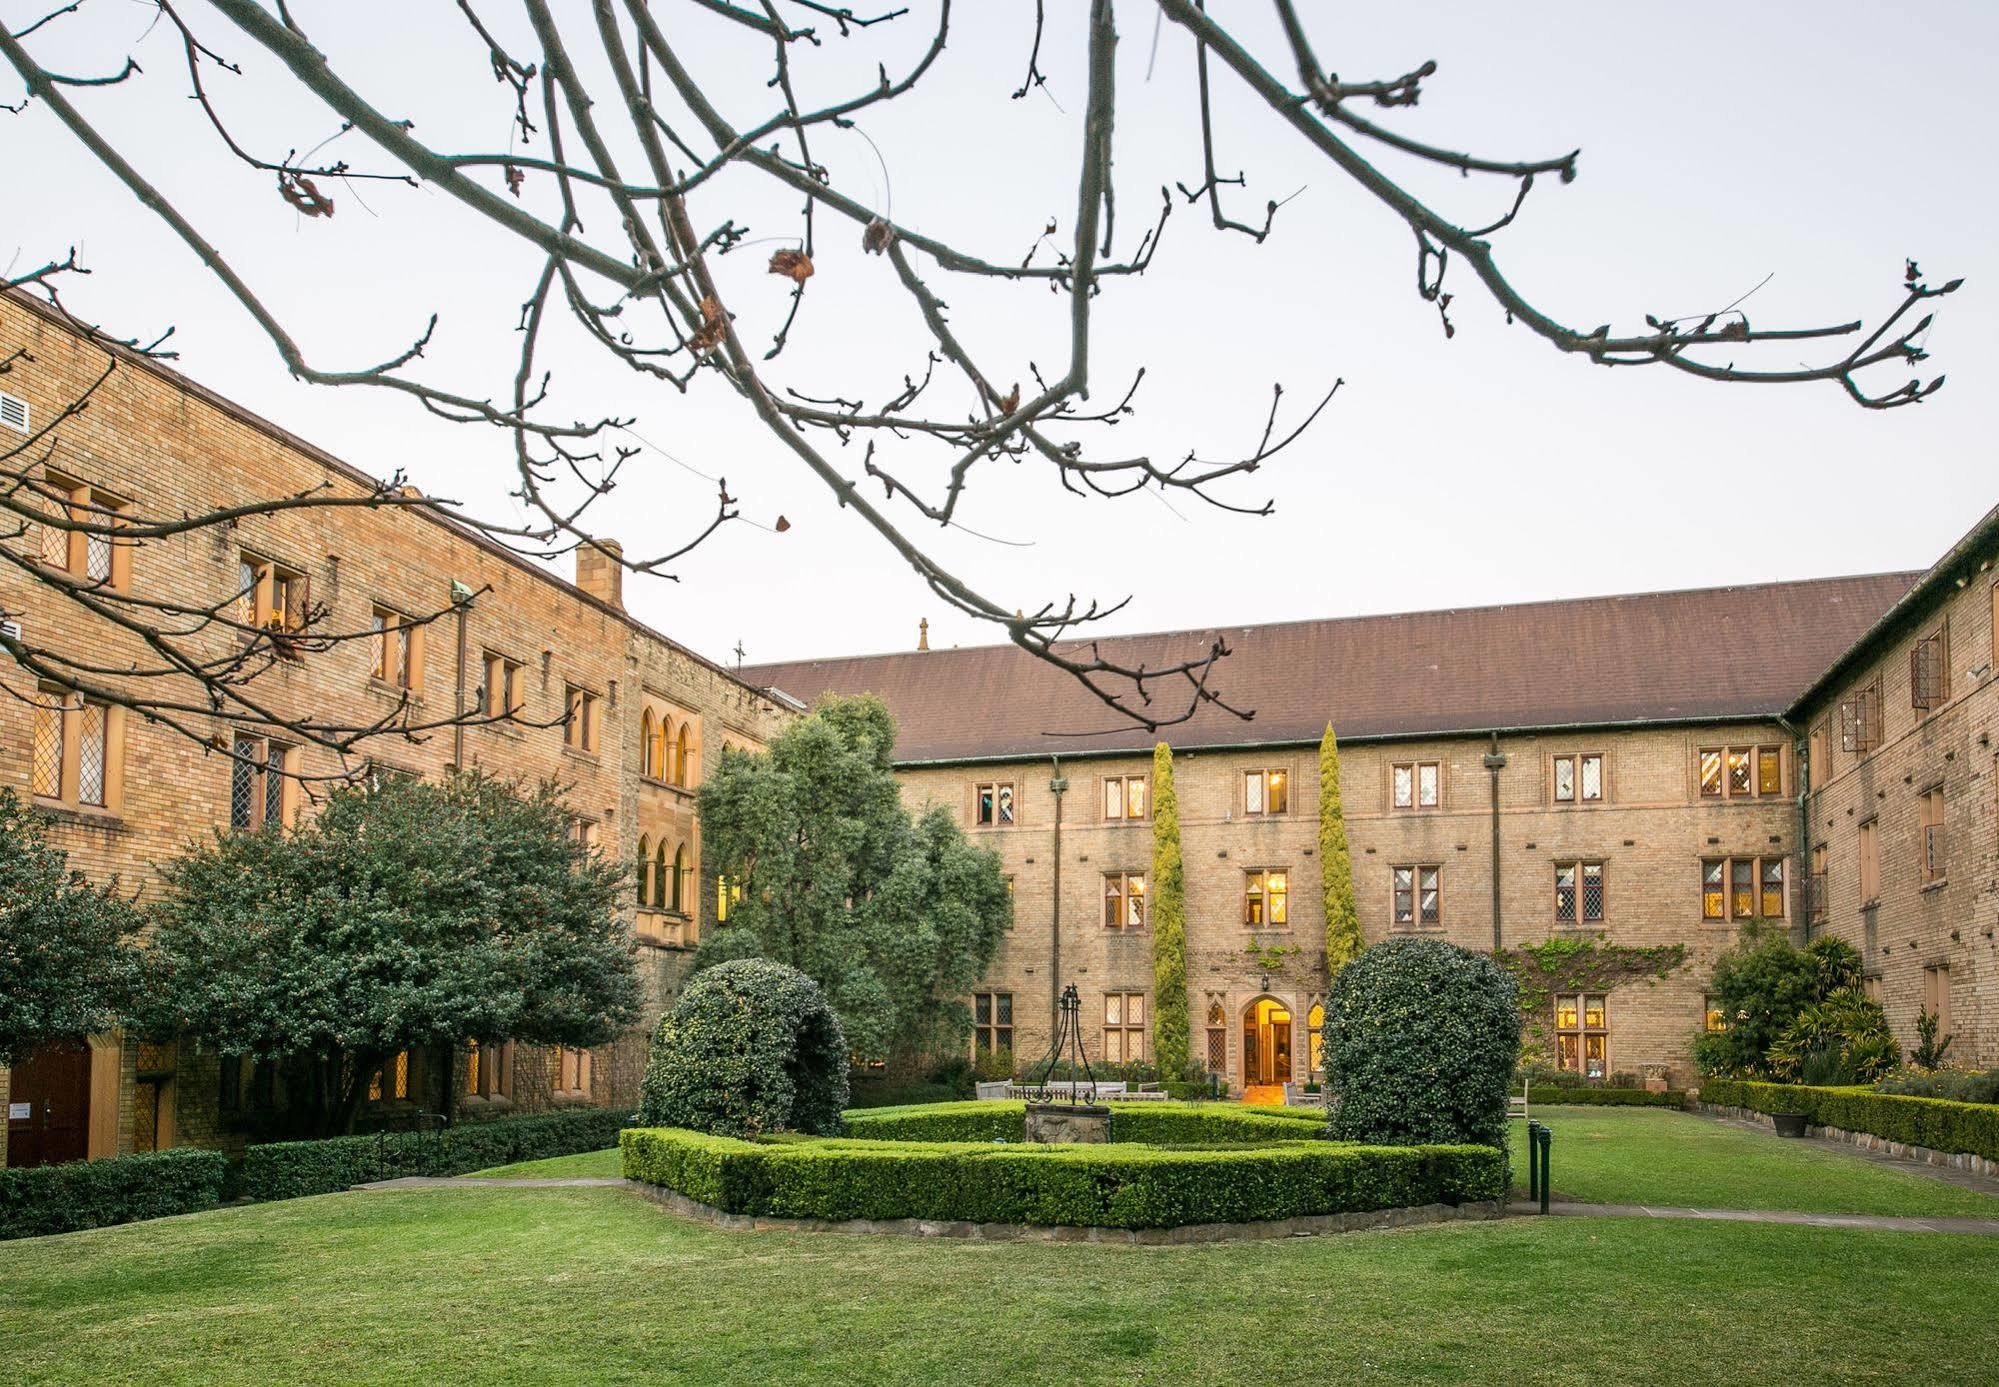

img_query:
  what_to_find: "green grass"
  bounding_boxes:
[1509,1108,1999,1218]
[465,1147,622,1180]
[3,1184,1997,1385]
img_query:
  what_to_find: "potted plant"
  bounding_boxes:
[1771,1110,1809,1138]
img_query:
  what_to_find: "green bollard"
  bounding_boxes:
[1524,1119,1540,1206]
[1536,1124,1552,1215]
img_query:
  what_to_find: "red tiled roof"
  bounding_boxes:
[742,573,1920,764]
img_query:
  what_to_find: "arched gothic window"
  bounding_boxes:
[653,841,670,909]
[674,723,692,786]
[671,844,687,912]
[1204,1001,1227,1075]
[639,709,657,778]
[635,836,652,907]
[1307,1000,1326,1076]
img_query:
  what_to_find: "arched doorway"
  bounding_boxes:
[1240,996,1293,1091]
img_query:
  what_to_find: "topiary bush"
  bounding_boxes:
[639,958,850,1138]
[1327,937,1519,1149]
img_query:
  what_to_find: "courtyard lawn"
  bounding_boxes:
[466,1147,622,1179]
[4,1184,1998,1385]
[1509,1107,1999,1218]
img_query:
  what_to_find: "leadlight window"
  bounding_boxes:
[30,689,63,800]
[1244,868,1289,927]
[1704,997,1727,1033]
[1700,745,1784,799]
[36,472,127,589]
[1555,861,1604,925]
[1392,865,1441,928]
[716,873,741,921]
[1205,1001,1227,1073]
[368,1050,411,1103]
[370,606,419,691]
[1103,774,1149,821]
[1103,871,1147,931]
[1910,626,1948,713]
[465,1040,513,1101]
[237,553,309,641]
[1391,761,1440,811]
[1244,768,1288,816]
[975,781,1015,827]
[1555,993,1608,1079]
[1553,753,1604,804]
[75,700,107,807]
[1839,684,1883,755]
[228,735,292,832]
[635,835,653,906]
[1103,992,1146,1063]
[1307,1001,1326,1075]
[974,992,1013,1053]
[1702,856,1784,921]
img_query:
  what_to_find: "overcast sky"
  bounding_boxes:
[5,2,1994,672]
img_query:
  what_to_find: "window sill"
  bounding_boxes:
[1860,898,1881,913]
[483,720,525,741]
[1921,879,1948,894]
[641,775,696,796]
[550,1090,595,1107]
[366,677,423,704]
[461,1094,515,1115]
[30,801,125,830]
[561,745,601,765]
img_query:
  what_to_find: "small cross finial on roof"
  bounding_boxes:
[732,639,746,670]
[917,617,930,652]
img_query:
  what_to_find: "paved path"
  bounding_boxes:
[1507,1199,1999,1236]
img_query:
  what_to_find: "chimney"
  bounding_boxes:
[917,617,930,651]
[576,538,624,609]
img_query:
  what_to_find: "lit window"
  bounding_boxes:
[1103,992,1146,1063]
[1103,871,1147,931]
[237,553,309,643]
[975,782,1015,827]
[1703,997,1727,1033]
[465,1040,514,1101]
[716,872,742,921]
[1244,868,1289,927]
[1205,1001,1227,1074]
[1244,768,1288,816]
[974,992,1013,1053]
[1555,993,1608,1080]
[1702,856,1785,921]
[1701,745,1784,799]
[368,1050,411,1103]
[1307,1001,1325,1075]
[1103,774,1149,821]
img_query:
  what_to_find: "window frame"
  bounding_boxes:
[973,991,1014,1054]
[236,551,310,645]
[1243,866,1290,929]
[1918,784,1946,886]
[1102,870,1148,932]
[1698,743,1786,800]
[1102,991,1147,1064]
[1552,752,1606,805]
[1857,817,1881,907]
[1910,621,1950,714]
[29,685,121,812]
[1839,682,1883,755]
[563,683,601,754]
[973,781,1016,828]
[1243,766,1290,816]
[1554,859,1605,926]
[1554,992,1610,1080]
[1701,854,1786,922]
[34,470,131,592]
[228,734,295,832]
[1390,760,1441,811]
[1101,773,1150,822]
[369,605,423,693]
[1391,864,1442,929]
[482,650,524,721]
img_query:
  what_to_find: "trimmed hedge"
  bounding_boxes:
[1701,1080,1999,1163]
[838,1100,1324,1145]
[243,1107,634,1201]
[1,1148,227,1241]
[1527,1086,1687,1109]
[622,1126,1505,1229]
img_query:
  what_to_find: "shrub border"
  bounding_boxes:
[1527,1086,1687,1109]
[1700,1079,1999,1166]
[839,1099,1325,1146]
[0,1147,228,1241]
[621,1116,1506,1233]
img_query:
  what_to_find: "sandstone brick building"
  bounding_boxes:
[0,291,790,1168]
[747,521,1999,1097]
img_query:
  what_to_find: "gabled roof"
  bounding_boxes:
[742,573,1919,764]
[1788,503,1999,716]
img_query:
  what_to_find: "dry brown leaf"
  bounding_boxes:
[862,218,894,255]
[277,172,335,218]
[690,296,728,353]
[768,249,814,284]
[505,164,526,198]
[996,384,1020,414]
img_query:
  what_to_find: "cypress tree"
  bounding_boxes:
[1320,724,1364,978]
[1150,741,1190,1077]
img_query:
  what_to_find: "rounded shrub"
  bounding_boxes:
[1326,937,1519,1149]
[638,958,850,1137]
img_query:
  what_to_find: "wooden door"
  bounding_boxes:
[7,1040,92,1168]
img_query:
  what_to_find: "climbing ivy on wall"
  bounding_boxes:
[1149,742,1190,1077]
[1495,937,1688,1066]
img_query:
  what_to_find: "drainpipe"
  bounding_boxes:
[1483,732,1507,952]
[450,581,473,774]
[1776,713,1810,944]
[1048,756,1069,1038]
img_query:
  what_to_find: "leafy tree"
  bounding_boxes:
[1769,988,1900,1084]
[1694,931,1869,1079]
[1327,938,1519,1150]
[696,694,1011,1064]
[1149,742,1189,1077]
[139,772,638,1135]
[1319,725,1362,977]
[0,790,144,1066]
[637,959,849,1138]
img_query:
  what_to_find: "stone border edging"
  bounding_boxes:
[628,1182,1507,1244]
[1697,1102,1999,1180]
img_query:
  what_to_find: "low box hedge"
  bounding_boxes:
[1700,1080,1999,1163]
[1,1148,228,1241]
[1527,1086,1687,1109]
[838,1099,1325,1146]
[243,1107,634,1201]
[622,1126,1505,1229]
